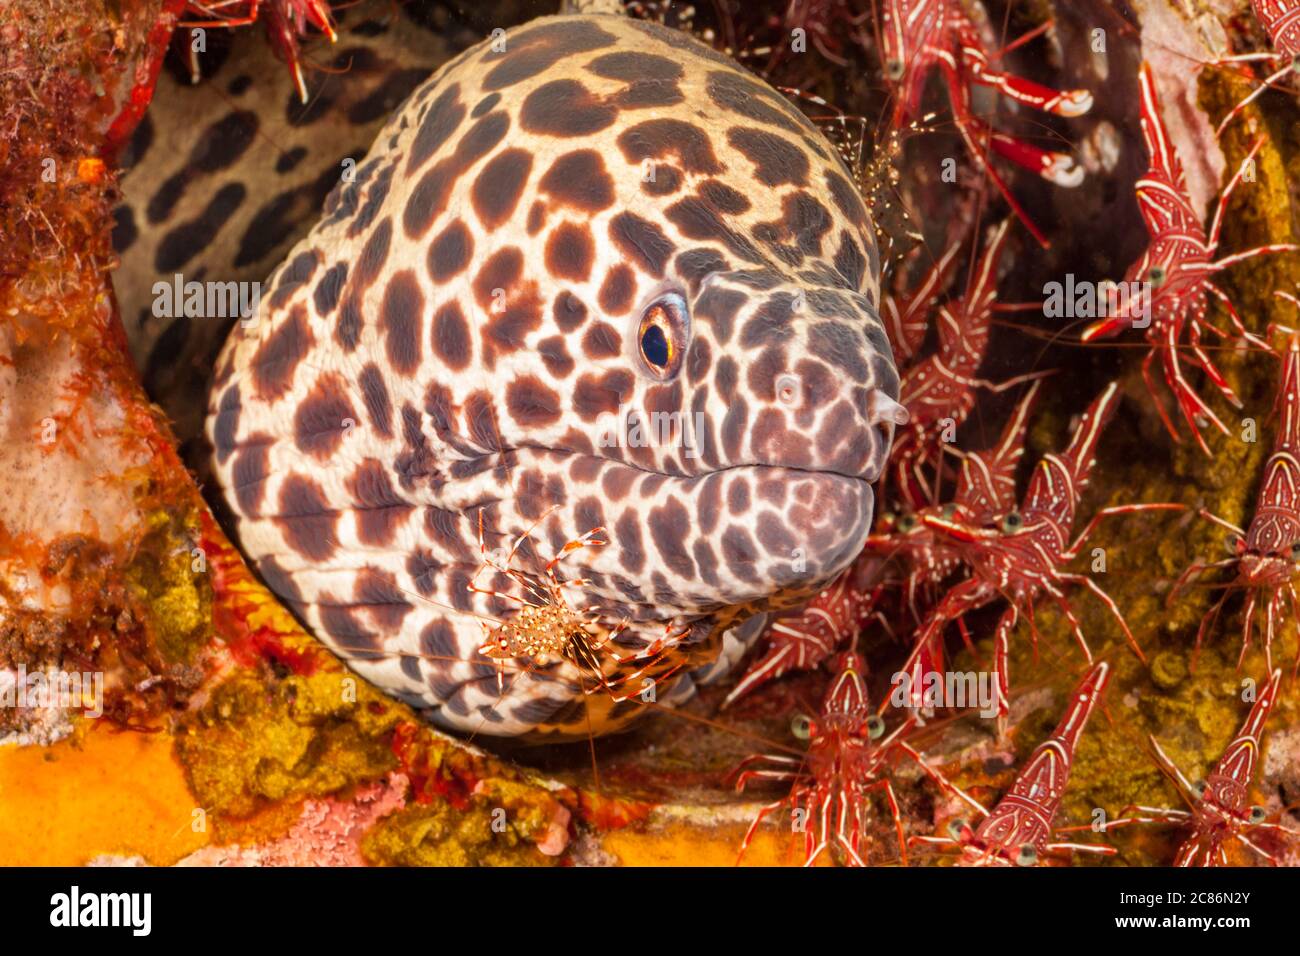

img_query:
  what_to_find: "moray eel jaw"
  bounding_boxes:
[205,14,896,737]
[558,463,879,618]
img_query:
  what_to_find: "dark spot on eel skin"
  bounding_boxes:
[521,79,618,137]
[319,597,382,658]
[834,230,866,291]
[538,150,615,212]
[313,262,348,316]
[609,212,674,278]
[582,321,621,360]
[380,269,424,377]
[294,374,357,459]
[231,435,271,518]
[705,70,818,142]
[362,600,420,662]
[472,92,502,117]
[212,384,241,465]
[586,51,684,83]
[615,510,645,575]
[695,286,746,346]
[431,301,472,371]
[623,18,737,69]
[825,169,870,230]
[722,525,761,584]
[111,205,136,254]
[726,127,809,187]
[598,265,635,315]
[402,111,509,239]
[256,555,302,606]
[506,375,563,428]
[538,335,574,378]
[617,119,723,175]
[347,161,395,238]
[276,475,339,562]
[665,197,763,264]
[427,220,473,284]
[359,364,394,438]
[574,370,634,421]
[545,222,595,281]
[268,249,320,311]
[673,247,726,286]
[155,182,246,272]
[641,164,683,196]
[471,148,533,230]
[251,304,314,401]
[346,461,413,548]
[337,218,393,351]
[649,497,695,578]
[479,20,617,92]
[553,292,588,332]
[406,84,466,174]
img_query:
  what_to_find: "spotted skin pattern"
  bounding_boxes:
[206,14,899,738]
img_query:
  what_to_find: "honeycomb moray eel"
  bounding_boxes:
[205,12,902,738]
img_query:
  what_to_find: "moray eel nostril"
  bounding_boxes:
[205,13,896,738]
[862,389,908,482]
[869,391,910,428]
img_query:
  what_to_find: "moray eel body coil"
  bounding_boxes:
[206,14,900,738]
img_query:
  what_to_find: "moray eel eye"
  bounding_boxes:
[637,291,688,380]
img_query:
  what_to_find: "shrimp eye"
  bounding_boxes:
[865,715,886,739]
[1291,53,1300,74]
[942,503,957,519]
[636,292,688,380]
[946,818,969,840]
[1148,265,1167,286]
[1015,843,1038,867]
[791,713,814,740]
[897,513,917,532]
[1001,511,1024,533]
[1249,806,1267,824]
[1290,542,1300,559]
[1193,779,1208,798]
[886,58,905,80]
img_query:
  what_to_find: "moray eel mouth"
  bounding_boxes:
[527,457,883,623]
[479,344,901,631]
